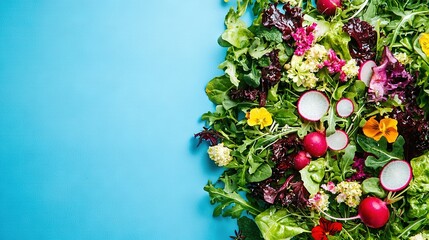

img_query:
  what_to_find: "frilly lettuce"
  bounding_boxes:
[407,151,429,219]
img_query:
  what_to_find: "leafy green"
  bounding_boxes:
[255,208,309,240]
[237,216,264,240]
[204,181,261,218]
[219,60,240,87]
[300,158,325,195]
[222,8,254,49]
[407,151,429,219]
[362,177,386,198]
[205,76,234,104]
[357,135,405,169]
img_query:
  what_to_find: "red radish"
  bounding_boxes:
[319,196,390,229]
[297,90,330,122]
[303,132,328,157]
[317,0,341,16]
[326,130,349,151]
[358,197,390,228]
[358,60,377,87]
[335,98,354,118]
[293,151,311,170]
[379,160,413,192]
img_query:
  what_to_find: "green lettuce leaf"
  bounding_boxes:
[221,8,254,49]
[205,75,234,104]
[255,208,308,240]
[300,158,325,195]
[407,152,429,219]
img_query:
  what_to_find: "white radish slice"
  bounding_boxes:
[336,98,354,118]
[297,90,330,121]
[358,60,377,87]
[379,160,413,192]
[326,130,349,151]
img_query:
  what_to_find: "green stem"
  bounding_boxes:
[345,0,369,21]
[397,218,427,239]
[342,227,355,240]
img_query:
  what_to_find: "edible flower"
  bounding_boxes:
[362,116,399,143]
[321,49,346,75]
[292,23,317,56]
[335,181,362,208]
[419,33,429,56]
[308,192,330,211]
[247,107,273,129]
[207,143,233,166]
[311,218,342,240]
[321,182,337,194]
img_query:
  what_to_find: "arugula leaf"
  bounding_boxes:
[339,144,356,180]
[357,135,404,169]
[204,181,261,218]
[243,63,261,87]
[255,208,309,240]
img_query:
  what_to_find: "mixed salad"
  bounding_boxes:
[194,0,429,239]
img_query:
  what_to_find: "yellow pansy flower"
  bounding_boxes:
[419,33,429,56]
[362,116,399,143]
[247,107,273,129]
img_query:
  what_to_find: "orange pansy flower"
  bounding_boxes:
[362,116,399,143]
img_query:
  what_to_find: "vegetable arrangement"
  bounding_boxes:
[194,0,429,239]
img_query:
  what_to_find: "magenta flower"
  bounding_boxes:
[292,23,317,56]
[321,49,346,75]
[348,156,370,182]
[321,181,337,194]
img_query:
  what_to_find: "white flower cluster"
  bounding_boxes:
[341,59,359,79]
[409,233,429,240]
[335,181,362,208]
[394,52,412,65]
[207,143,233,166]
[308,191,330,212]
[287,44,328,88]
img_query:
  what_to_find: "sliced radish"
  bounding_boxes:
[358,60,377,87]
[336,98,354,118]
[379,160,413,192]
[326,130,349,151]
[297,90,330,121]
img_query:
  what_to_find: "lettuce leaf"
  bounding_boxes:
[255,208,308,240]
[407,152,429,219]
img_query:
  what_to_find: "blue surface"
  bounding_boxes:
[0,1,238,239]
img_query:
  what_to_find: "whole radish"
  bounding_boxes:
[317,0,341,16]
[320,196,390,229]
[293,151,311,170]
[358,197,390,228]
[303,132,328,157]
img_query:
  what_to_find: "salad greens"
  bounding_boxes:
[195,0,429,239]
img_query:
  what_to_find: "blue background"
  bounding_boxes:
[0,0,238,239]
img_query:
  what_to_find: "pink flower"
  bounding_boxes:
[292,23,317,56]
[321,181,337,194]
[321,49,346,75]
